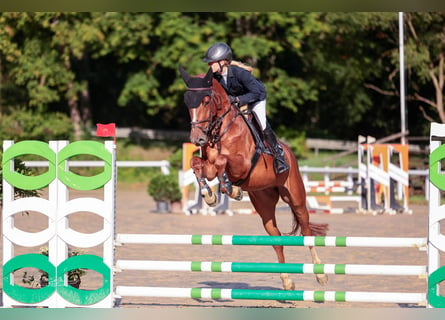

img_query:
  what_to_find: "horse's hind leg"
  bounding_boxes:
[286,191,329,286]
[248,189,295,291]
[310,247,328,285]
[276,156,329,286]
[307,237,329,285]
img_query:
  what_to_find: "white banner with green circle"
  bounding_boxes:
[2,140,115,308]
[428,123,445,308]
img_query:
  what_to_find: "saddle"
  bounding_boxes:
[232,106,272,186]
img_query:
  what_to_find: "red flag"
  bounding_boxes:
[96,123,116,143]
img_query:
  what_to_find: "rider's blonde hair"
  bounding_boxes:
[230,60,253,73]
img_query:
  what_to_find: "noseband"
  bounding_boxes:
[188,87,241,146]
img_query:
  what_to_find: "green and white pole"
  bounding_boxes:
[115,260,426,276]
[115,286,426,304]
[116,234,426,248]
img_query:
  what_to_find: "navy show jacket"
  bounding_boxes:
[214,65,266,106]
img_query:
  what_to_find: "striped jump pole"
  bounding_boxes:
[115,260,426,276]
[115,234,427,249]
[115,286,426,304]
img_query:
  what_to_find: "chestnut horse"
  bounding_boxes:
[179,65,329,290]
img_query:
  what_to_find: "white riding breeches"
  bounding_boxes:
[251,99,267,131]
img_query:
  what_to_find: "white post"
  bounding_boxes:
[2,141,15,308]
[399,12,407,145]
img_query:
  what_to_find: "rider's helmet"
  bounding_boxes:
[203,42,233,63]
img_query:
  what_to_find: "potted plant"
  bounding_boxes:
[22,247,86,289]
[147,172,182,213]
[169,171,183,213]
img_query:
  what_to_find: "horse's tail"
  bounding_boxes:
[286,219,329,237]
[308,222,329,236]
[282,143,329,237]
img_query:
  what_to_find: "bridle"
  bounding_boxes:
[187,86,243,147]
[188,88,215,135]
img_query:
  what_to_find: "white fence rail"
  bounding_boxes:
[23,161,429,197]
[24,160,171,175]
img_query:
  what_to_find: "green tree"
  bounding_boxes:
[1,12,444,142]
[360,12,445,136]
[399,13,445,135]
[300,13,399,138]
[0,13,99,139]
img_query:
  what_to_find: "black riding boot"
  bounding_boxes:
[263,124,289,174]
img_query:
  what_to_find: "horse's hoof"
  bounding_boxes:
[280,273,295,291]
[202,190,218,207]
[232,186,243,201]
[316,274,328,286]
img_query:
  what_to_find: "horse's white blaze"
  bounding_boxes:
[191,108,198,122]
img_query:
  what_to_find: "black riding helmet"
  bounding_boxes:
[203,42,233,63]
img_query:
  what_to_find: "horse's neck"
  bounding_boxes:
[215,103,255,155]
[211,81,255,149]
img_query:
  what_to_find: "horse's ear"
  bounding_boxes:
[178,64,191,86]
[203,67,213,87]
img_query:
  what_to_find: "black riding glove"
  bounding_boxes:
[229,95,240,107]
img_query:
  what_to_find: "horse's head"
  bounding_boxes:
[179,65,226,147]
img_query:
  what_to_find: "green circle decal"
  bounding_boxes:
[3,254,110,305]
[57,141,112,190]
[2,254,56,304]
[430,144,445,191]
[428,266,445,307]
[57,255,111,305]
[2,141,56,190]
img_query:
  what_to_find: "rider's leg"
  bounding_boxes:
[251,100,289,174]
[263,123,289,174]
[251,100,267,131]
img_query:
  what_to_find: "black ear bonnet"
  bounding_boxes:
[179,65,213,108]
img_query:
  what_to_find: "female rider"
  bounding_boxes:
[203,42,289,174]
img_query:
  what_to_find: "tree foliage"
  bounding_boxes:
[0,108,73,141]
[0,12,444,142]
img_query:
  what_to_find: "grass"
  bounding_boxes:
[299,150,358,168]
[115,140,180,186]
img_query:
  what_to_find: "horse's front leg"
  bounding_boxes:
[215,155,243,201]
[190,156,218,206]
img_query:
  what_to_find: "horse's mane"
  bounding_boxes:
[211,78,229,101]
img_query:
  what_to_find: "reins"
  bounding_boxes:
[190,88,243,148]
[209,103,243,146]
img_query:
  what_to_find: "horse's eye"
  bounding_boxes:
[203,96,211,105]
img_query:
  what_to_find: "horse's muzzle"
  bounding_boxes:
[190,134,207,147]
